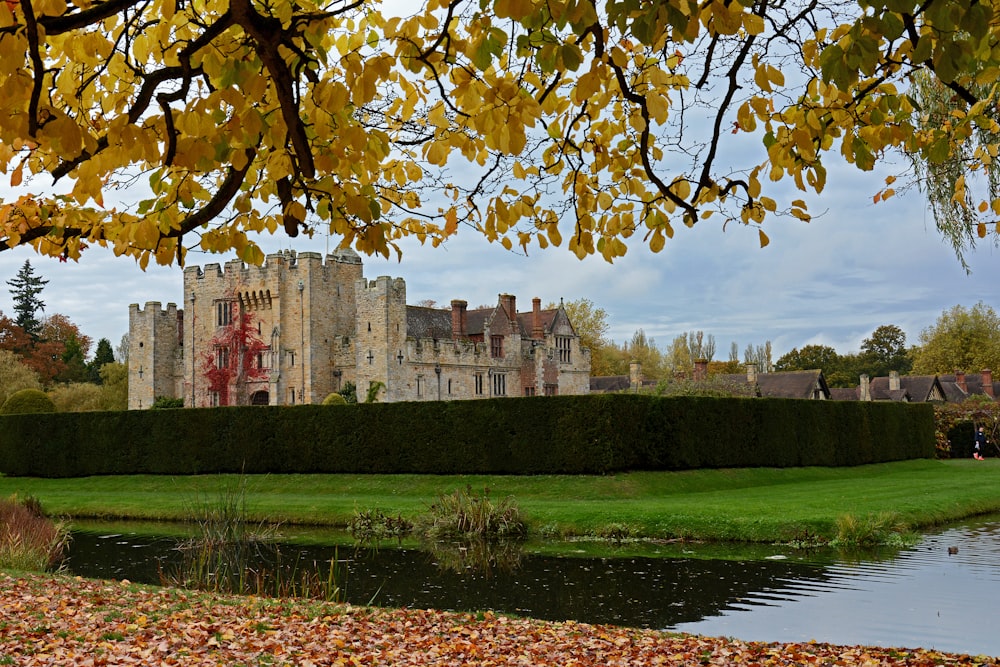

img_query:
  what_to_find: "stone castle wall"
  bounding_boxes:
[128,249,589,407]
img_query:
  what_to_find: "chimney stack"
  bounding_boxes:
[746,363,757,384]
[889,370,900,392]
[501,294,516,321]
[860,374,870,401]
[450,300,467,339]
[532,297,543,339]
[629,361,643,390]
[983,369,995,398]
[957,370,968,394]
[694,358,708,382]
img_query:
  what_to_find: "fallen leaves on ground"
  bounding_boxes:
[0,572,995,665]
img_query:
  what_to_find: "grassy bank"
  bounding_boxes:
[2,459,1000,543]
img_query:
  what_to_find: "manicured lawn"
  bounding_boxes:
[2,459,999,542]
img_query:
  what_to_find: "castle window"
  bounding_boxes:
[216,301,233,327]
[289,351,295,367]
[289,388,296,404]
[416,376,422,398]
[490,335,503,358]
[474,373,484,396]
[544,384,558,396]
[209,391,220,407]
[447,379,452,395]
[524,386,535,397]
[556,336,571,363]
[216,347,230,369]
[492,372,507,396]
[256,351,265,370]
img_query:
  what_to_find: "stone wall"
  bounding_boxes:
[128,249,589,407]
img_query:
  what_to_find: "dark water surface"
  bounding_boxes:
[64,518,1000,657]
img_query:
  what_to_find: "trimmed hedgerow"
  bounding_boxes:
[0,394,935,478]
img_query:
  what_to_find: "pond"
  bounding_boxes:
[63,517,1000,657]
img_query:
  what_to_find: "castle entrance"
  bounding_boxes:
[250,390,269,405]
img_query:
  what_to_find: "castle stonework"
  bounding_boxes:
[128,249,590,408]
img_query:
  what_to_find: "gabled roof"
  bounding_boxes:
[868,375,943,402]
[938,373,999,402]
[590,376,632,393]
[756,370,830,399]
[405,307,453,339]
[516,309,560,338]
[830,387,860,401]
[714,370,830,399]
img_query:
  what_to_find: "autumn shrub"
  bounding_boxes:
[1,388,55,415]
[321,393,348,406]
[0,494,70,571]
[416,486,526,541]
[48,382,104,412]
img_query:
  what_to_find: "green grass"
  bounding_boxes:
[2,459,1000,544]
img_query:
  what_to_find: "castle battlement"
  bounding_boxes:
[129,301,180,318]
[183,249,363,286]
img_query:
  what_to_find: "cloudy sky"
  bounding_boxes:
[2,147,998,366]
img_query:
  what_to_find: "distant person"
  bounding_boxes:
[974,426,988,460]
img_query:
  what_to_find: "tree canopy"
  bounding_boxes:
[912,302,1000,375]
[1,0,998,267]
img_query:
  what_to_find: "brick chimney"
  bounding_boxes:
[694,358,708,382]
[501,294,516,321]
[983,369,994,398]
[889,370,900,392]
[532,297,544,339]
[450,300,467,339]
[860,374,870,401]
[746,363,757,384]
[629,361,643,390]
[956,370,968,394]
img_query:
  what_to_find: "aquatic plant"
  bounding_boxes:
[416,486,527,541]
[161,476,346,601]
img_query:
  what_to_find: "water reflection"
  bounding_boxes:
[671,519,1000,656]
[64,518,1000,657]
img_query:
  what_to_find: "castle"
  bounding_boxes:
[128,249,591,408]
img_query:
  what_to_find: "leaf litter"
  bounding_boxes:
[0,572,995,665]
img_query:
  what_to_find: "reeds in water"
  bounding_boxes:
[161,476,346,601]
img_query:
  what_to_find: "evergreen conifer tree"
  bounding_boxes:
[7,260,47,339]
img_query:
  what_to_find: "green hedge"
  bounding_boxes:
[0,395,936,478]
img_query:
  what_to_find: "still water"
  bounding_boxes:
[64,518,1000,657]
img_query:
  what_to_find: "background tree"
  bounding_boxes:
[623,330,666,382]
[115,334,129,365]
[7,261,47,339]
[97,363,128,411]
[774,345,841,372]
[40,314,92,383]
[744,342,773,373]
[88,338,116,384]
[912,303,1000,375]
[202,304,269,406]
[0,349,42,406]
[4,1,1000,268]
[0,313,65,385]
[859,324,912,378]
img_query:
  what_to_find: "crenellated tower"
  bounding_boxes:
[127,302,183,409]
